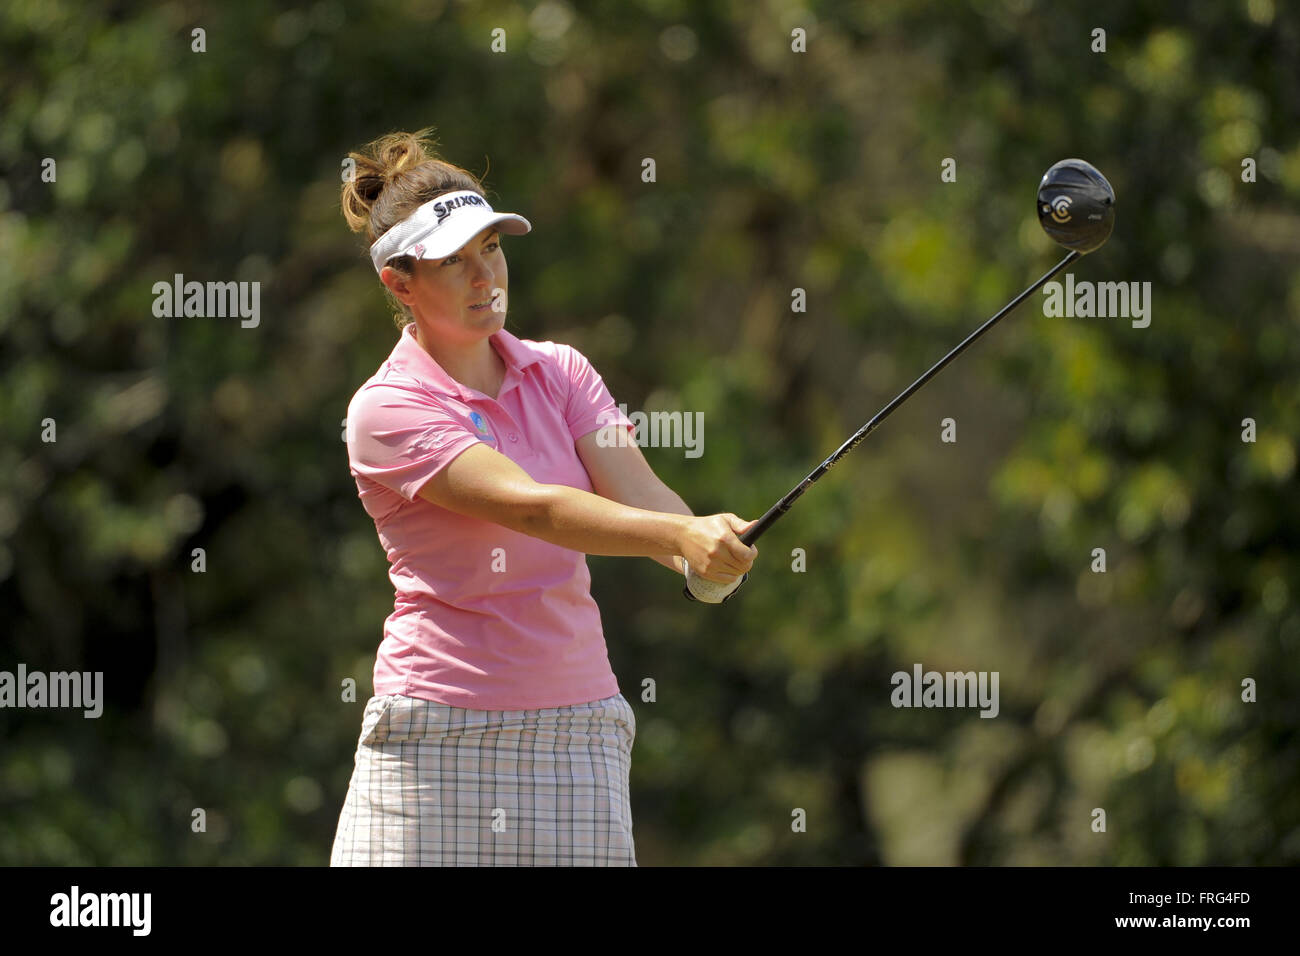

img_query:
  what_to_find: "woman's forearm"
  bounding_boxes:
[621,483,694,573]
[524,483,691,562]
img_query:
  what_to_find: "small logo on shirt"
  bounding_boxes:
[470,411,497,448]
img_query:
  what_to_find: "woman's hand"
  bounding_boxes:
[676,514,757,583]
[682,559,750,603]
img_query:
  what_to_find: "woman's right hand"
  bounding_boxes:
[676,513,758,583]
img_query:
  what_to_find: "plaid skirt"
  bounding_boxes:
[329,691,637,866]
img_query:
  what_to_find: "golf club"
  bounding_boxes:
[685,158,1116,602]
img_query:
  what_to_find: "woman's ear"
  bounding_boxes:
[380,264,416,304]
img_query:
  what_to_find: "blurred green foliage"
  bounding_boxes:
[1,0,1297,865]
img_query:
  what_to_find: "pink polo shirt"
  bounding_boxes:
[346,323,635,710]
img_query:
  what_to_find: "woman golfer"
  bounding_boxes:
[329,129,758,866]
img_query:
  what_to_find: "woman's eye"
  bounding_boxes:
[441,242,496,265]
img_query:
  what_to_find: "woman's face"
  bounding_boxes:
[382,225,507,346]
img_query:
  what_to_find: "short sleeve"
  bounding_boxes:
[551,343,634,441]
[346,383,483,502]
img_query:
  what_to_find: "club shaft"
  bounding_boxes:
[739,250,1081,546]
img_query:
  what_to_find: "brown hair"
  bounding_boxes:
[341,128,487,329]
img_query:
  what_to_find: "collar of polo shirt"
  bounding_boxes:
[398,325,548,404]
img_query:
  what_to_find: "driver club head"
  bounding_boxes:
[1037,159,1116,254]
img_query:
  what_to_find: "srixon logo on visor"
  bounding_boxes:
[434,194,487,223]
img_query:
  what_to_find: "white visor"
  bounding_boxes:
[368,189,532,275]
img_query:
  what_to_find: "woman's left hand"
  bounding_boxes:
[682,559,748,604]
